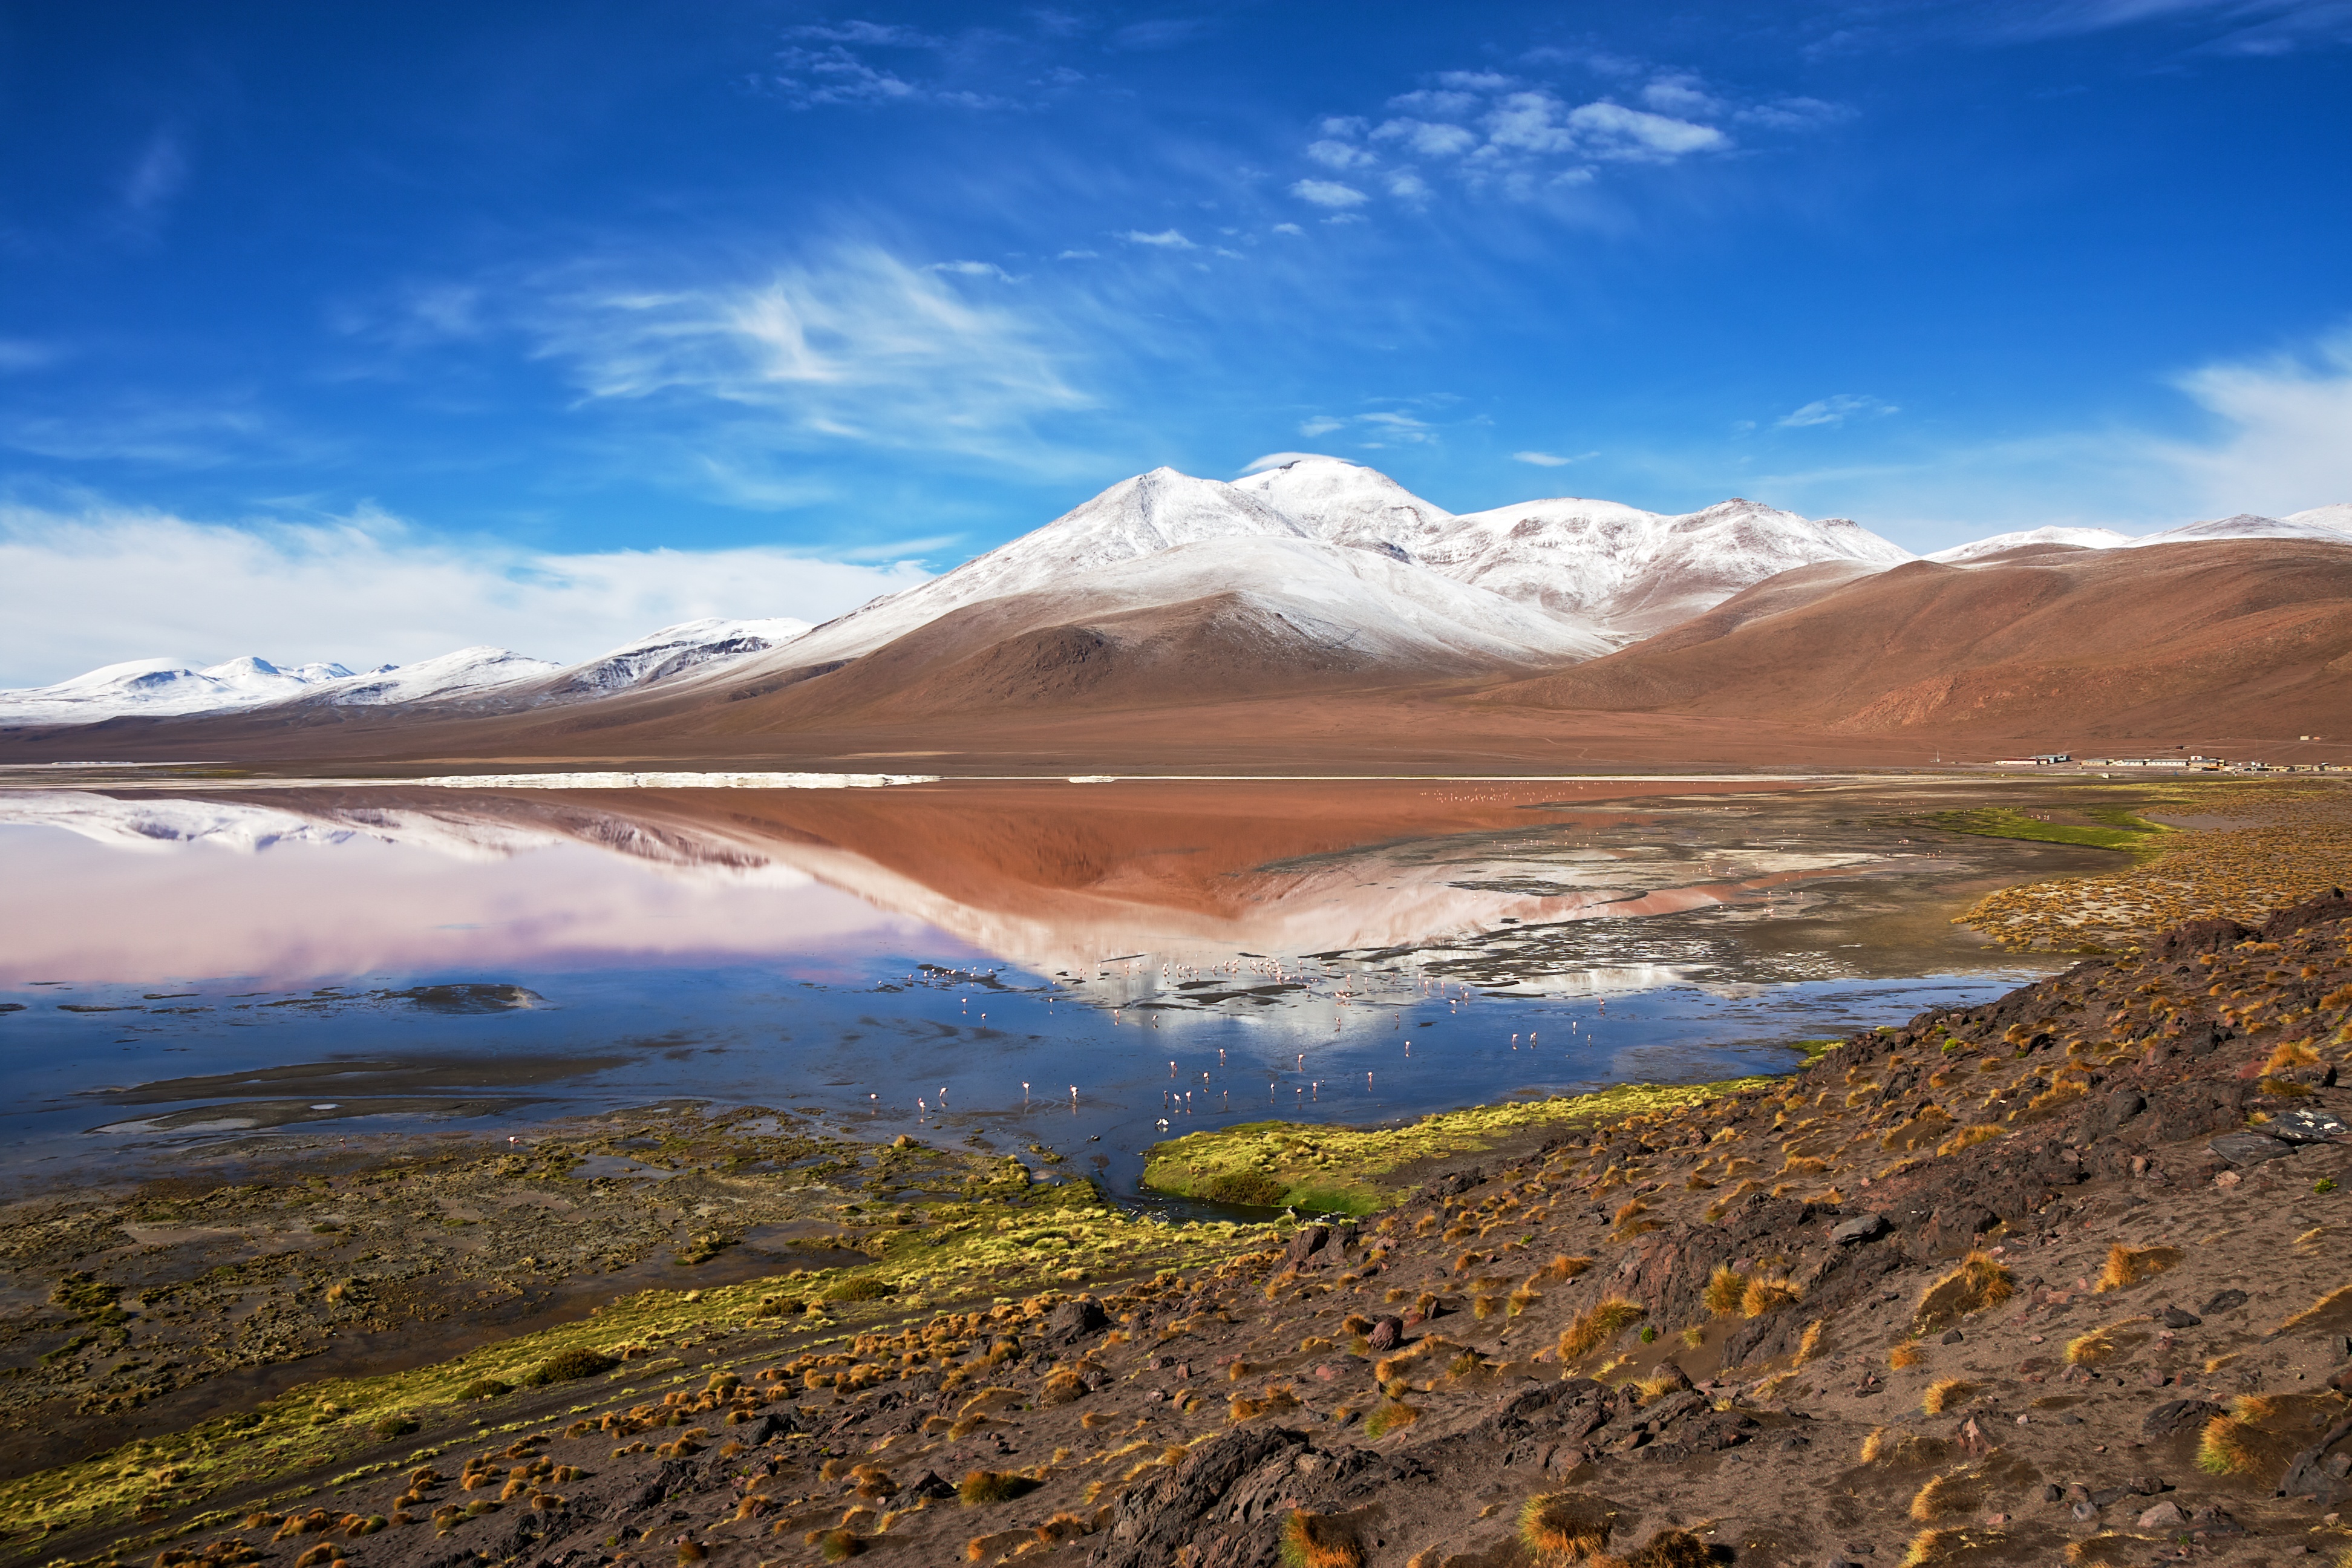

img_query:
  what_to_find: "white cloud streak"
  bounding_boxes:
[2157,330,2352,515]
[1290,178,1370,208]
[525,244,1089,465]
[0,502,932,689]
[1779,393,1899,428]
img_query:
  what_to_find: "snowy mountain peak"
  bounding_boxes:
[550,617,815,696]
[1926,526,2132,563]
[2286,503,2352,532]
[2129,512,2352,547]
[1230,454,1454,555]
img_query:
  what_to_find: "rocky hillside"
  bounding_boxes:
[25,901,2352,1568]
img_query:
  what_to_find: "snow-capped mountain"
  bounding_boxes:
[2128,512,2352,547]
[0,655,357,725]
[750,457,1912,680]
[1415,494,1913,640]
[2287,503,2352,532]
[759,468,1325,670]
[542,618,814,698]
[1926,526,2133,563]
[0,620,814,728]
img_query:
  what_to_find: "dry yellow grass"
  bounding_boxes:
[1518,1491,1618,1560]
[1920,1377,1975,1414]
[2197,1414,2258,1474]
[1909,1472,1981,1523]
[1540,1254,1593,1284]
[1557,1296,1647,1361]
[1897,1527,1979,1567]
[1889,1342,1922,1370]
[2278,1279,2352,1332]
[1913,1252,2013,1332]
[2094,1244,2184,1292]
[1278,1511,1363,1568]
[2065,1317,2147,1366]
[1741,1276,1802,1318]
[1702,1266,1748,1317]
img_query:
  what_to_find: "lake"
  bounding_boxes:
[0,774,2111,1201]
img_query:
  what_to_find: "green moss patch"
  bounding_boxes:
[1142,1077,1781,1217]
[1922,806,2172,854]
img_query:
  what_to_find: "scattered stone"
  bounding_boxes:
[2210,1132,2293,1166]
[2200,1289,2250,1316]
[1831,1213,1887,1246]
[2161,1306,2202,1328]
[2137,1500,2187,1529]
[1940,1329,1965,1345]
[2269,1108,2350,1144]
[1367,1315,1405,1352]
[1044,1297,1109,1345]
[2145,1400,2227,1439]
[1284,1225,1331,1269]
[2069,1499,2098,1521]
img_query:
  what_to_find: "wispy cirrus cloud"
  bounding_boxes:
[1998,0,2352,53]
[1778,393,1899,428]
[523,244,1092,468]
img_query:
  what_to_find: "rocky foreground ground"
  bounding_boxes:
[24,897,2352,1568]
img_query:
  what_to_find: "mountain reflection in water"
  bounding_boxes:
[0,779,2095,1187]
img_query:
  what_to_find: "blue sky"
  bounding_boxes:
[2,0,2348,682]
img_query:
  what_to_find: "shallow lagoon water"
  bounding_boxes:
[0,779,2100,1198]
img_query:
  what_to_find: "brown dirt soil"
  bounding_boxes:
[22,897,2352,1568]
[1481,539,2352,740]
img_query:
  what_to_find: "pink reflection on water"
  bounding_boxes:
[0,825,919,986]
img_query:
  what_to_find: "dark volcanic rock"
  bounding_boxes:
[2269,1106,2350,1143]
[1044,1296,1111,1345]
[2090,1089,2146,1138]
[1831,1213,1887,1245]
[1089,1427,1308,1568]
[2148,918,2255,959]
[1284,1225,1331,1269]
[2200,1289,2250,1316]
[2160,1306,2203,1329]
[2261,890,2352,940]
[2209,1132,2292,1165]
[1366,1315,1404,1351]
[2144,1399,2227,1439]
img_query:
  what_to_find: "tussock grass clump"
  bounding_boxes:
[1898,1527,1996,1567]
[1702,1266,1748,1317]
[1935,1125,2003,1157]
[1889,1342,1922,1370]
[1742,1276,1802,1318]
[1278,1510,1364,1568]
[2095,1244,2184,1292]
[2277,1279,2352,1333]
[1557,1296,1647,1361]
[1909,1472,1982,1522]
[2197,1414,2258,1475]
[1795,1318,1826,1365]
[957,1470,1036,1507]
[1517,1491,1618,1560]
[2065,1317,2147,1365]
[1913,1251,2012,1333]
[815,1530,863,1563]
[1540,1253,1593,1283]
[1622,1529,1712,1567]
[1920,1377,1975,1414]
[2264,1037,2321,1074]
[1362,1400,1420,1440]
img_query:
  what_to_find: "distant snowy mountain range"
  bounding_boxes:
[4,456,2345,728]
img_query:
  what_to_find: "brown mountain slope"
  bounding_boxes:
[1480,538,2352,737]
